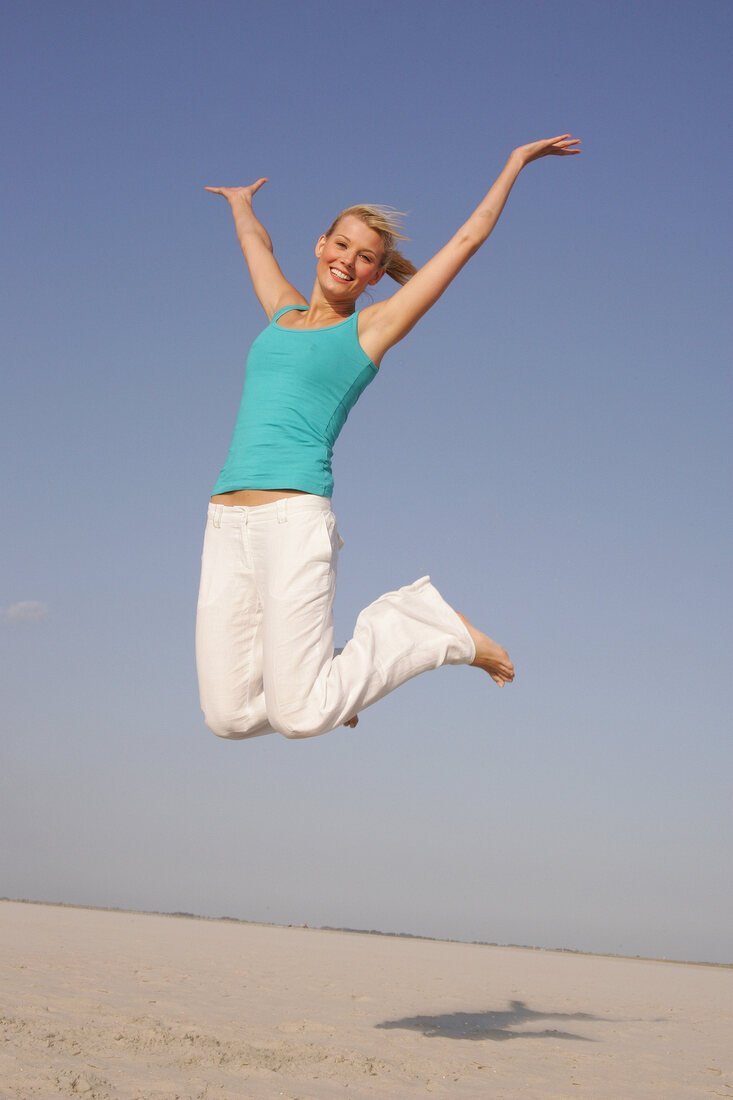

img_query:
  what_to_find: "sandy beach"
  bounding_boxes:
[1,900,730,1099]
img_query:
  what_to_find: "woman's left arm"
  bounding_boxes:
[361,135,580,362]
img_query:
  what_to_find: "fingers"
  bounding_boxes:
[554,138,581,154]
[204,179,269,197]
[515,135,581,168]
[547,135,582,155]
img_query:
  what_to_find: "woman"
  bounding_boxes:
[197,134,580,740]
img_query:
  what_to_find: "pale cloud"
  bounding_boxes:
[3,601,49,624]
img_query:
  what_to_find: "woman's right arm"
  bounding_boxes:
[205,180,307,319]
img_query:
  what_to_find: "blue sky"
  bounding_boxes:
[2,0,731,963]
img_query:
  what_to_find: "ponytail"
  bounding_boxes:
[384,247,417,286]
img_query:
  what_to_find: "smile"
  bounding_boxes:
[329,268,351,282]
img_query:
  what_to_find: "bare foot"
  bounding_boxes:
[457,613,515,687]
[343,715,359,728]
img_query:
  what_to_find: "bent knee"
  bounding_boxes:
[267,706,332,740]
[205,716,249,740]
[203,707,259,740]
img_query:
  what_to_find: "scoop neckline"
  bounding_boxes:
[274,306,355,332]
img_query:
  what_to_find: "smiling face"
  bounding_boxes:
[315,215,386,301]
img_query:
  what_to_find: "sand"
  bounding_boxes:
[1,900,730,1099]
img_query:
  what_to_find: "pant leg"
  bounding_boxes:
[250,496,475,739]
[195,504,275,739]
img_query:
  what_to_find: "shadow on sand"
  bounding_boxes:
[375,998,607,1041]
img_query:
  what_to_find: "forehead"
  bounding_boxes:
[331,215,384,254]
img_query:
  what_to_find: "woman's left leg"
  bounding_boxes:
[251,496,476,739]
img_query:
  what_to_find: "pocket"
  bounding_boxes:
[324,511,345,552]
[293,510,335,565]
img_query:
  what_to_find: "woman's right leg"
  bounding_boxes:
[195,503,275,739]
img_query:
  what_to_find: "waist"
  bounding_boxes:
[211,488,317,507]
[207,493,332,524]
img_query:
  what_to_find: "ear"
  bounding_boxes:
[369,267,387,286]
[315,234,328,258]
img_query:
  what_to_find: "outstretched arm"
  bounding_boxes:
[205,179,307,319]
[360,135,580,363]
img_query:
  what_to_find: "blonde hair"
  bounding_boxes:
[324,204,417,285]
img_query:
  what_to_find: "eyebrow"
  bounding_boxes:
[336,233,377,257]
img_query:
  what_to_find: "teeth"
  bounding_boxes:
[330,268,350,282]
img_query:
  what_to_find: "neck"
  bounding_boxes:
[306,281,357,326]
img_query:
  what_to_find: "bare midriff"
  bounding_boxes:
[210,489,310,507]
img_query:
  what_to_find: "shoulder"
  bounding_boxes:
[269,303,309,327]
[266,292,309,322]
[355,302,392,368]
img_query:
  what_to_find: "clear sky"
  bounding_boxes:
[2,0,731,964]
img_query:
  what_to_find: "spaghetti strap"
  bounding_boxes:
[271,304,308,324]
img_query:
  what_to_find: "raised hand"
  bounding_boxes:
[205,178,269,206]
[512,134,581,168]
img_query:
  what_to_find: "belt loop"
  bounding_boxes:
[276,498,288,524]
[212,504,223,529]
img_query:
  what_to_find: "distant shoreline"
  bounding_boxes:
[3,896,729,969]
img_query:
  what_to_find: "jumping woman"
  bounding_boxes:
[197,135,580,740]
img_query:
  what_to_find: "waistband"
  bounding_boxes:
[207,494,332,527]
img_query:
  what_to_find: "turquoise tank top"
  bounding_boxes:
[212,306,378,498]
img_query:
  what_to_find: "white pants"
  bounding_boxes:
[195,495,475,739]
